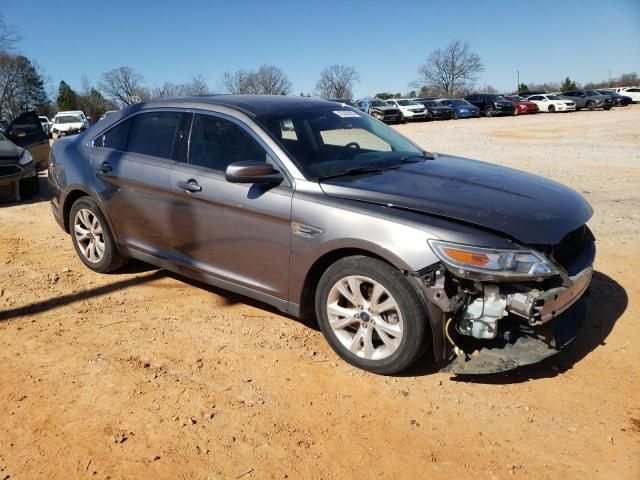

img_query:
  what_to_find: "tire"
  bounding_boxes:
[603,106,611,111]
[69,196,128,273]
[19,174,39,198]
[315,256,430,375]
[587,101,596,111]
[513,108,519,116]
[453,112,458,120]
[485,106,494,117]
[548,105,556,113]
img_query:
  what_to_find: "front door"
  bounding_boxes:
[168,112,293,300]
[8,111,50,171]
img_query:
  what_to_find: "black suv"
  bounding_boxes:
[464,94,515,117]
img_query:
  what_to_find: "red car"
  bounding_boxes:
[505,96,540,115]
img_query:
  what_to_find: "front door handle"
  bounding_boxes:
[177,179,202,193]
[97,162,112,174]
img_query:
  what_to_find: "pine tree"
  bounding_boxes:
[57,81,78,110]
[560,77,578,92]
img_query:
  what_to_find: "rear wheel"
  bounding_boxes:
[453,112,458,120]
[69,197,128,273]
[315,256,430,375]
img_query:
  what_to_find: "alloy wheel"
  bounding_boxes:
[73,208,105,263]
[326,275,404,360]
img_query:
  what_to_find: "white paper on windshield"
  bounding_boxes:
[333,110,360,118]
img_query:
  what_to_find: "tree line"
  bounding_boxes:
[1,14,637,122]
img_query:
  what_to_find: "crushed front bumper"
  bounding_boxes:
[438,239,595,375]
[442,299,587,375]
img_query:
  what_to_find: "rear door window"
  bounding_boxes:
[127,112,183,160]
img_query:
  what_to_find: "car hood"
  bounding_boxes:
[55,122,83,130]
[0,139,21,160]
[428,106,453,111]
[319,155,593,245]
[370,106,398,112]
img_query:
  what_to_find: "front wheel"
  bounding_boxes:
[548,104,556,113]
[485,106,494,117]
[587,101,596,111]
[513,108,519,116]
[315,256,430,375]
[69,197,128,273]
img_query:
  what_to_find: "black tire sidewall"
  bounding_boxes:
[69,197,125,273]
[315,256,429,375]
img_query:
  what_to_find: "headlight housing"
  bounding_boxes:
[428,240,559,281]
[18,150,33,166]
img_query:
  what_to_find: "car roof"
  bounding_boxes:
[55,111,85,116]
[133,95,338,117]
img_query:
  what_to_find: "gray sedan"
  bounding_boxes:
[48,96,595,375]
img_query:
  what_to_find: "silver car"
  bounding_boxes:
[48,96,595,375]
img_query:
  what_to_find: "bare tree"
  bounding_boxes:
[316,64,359,98]
[0,14,20,51]
[220,69,255,94]
[98,66,147,106]
[414,40,483,96]
[151,81,186,98]
[220,65,292,95]
[183,73,210,96]
[251,65,292,95]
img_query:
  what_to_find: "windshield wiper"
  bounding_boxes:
[317,166,391,181]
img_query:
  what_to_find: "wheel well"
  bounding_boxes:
[298,248,391,322]
[62,190,89,233]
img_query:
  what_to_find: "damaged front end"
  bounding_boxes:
[418,226,595,375]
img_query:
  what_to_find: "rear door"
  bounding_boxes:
[168,111,293,299]
[8,111,50,171]
[91,110,188,256]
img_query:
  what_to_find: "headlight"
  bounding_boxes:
[428,240,558,281]
[18,150,33,166]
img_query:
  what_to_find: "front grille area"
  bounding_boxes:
[551,225,594,270]
[0,165,21,177]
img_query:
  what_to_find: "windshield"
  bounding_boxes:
[257,107,423,180]
[370,100,389,107]
[548,95,562,100]
[397,100,419,106]
[0,132,7,141]
[56,115,83,124]
[422,100,441,107]
[586,90,600,96]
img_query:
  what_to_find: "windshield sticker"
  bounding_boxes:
[333,110,360,118]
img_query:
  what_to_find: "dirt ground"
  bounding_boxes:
[1,106,639,480]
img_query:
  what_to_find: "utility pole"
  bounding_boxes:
[517,70,520,94]
[608,69,611,87]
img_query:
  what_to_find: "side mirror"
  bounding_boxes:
[10,129,27,139]
[225,160,284,185]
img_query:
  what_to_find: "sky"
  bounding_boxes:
[2,0,639,98]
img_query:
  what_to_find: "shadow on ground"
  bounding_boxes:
[0,173,51,207]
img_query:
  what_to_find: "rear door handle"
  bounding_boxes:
[97,162,112,174]
[177,179,202,193]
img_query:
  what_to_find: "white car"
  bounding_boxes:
[613,87,640,103]
[38,116,51,136]
[51,111,89,138]
[523,94,576,113]
[384,99,428,121]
